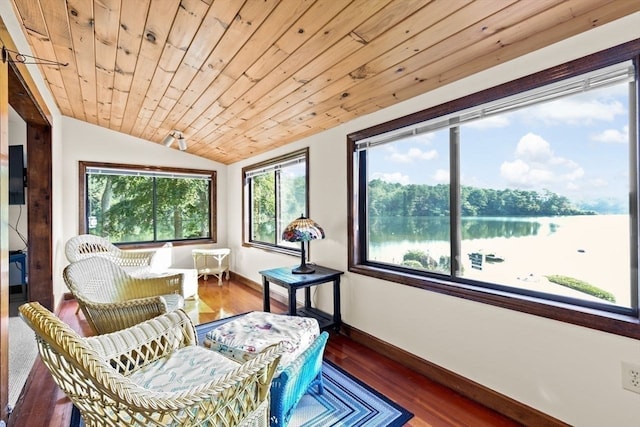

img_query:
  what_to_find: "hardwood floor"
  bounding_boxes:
[8,277,520,427]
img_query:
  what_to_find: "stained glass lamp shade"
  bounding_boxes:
[282,215,325,274]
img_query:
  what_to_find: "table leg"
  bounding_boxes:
[263,277,271,312]
[333,278,341,326]
[288,288,297,315]
[304,287,311,309]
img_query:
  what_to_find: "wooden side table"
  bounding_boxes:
[259,265,344,331]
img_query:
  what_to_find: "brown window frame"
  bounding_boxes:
[79,161,217,249]
[242,148,310,257]
[347,40,640,339]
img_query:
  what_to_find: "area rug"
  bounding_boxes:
[8,303,38,412]
[71,314,413,426]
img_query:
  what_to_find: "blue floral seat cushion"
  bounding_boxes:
[203,311,320,375]
[128,345,239,392]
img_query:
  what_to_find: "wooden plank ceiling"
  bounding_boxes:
[7,0,640,165]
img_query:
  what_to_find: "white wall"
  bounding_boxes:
[227,13,640,427]
[58,116,227,302]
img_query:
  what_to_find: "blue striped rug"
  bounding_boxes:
[71,314,413,426]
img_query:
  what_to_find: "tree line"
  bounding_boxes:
[367,179,594,217]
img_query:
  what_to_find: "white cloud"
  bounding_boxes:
[514,133,553,162]
[371,172,410,185]
[501,133,584,189]
[591,125,628,143]
[433,169,449,183]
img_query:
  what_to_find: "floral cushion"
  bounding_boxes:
[128,345,239,392]
[203,311,320,374]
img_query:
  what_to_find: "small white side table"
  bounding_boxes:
[192,248,230,286]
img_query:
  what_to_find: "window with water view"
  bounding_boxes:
[351,55,638,320]
[81,162,215,244]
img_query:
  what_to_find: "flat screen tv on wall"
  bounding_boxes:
[9,145,25,205]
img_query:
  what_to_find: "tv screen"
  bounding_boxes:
[9,145,25,205]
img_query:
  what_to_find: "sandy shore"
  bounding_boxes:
[372,215,631,307]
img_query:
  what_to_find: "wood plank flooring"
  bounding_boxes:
[8,277,520,427]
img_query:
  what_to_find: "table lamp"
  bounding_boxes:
[282,215,325,274]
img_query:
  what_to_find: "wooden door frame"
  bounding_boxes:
[0,28,53,421]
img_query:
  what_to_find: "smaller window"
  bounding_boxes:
[243,148,309,254]
[80,162,216,246]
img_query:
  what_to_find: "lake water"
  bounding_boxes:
[368,215,632,307]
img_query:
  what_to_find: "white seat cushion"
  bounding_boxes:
[128,345,239,392]
[203,311,319,374]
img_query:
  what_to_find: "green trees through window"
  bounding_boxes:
[81,162,215,245]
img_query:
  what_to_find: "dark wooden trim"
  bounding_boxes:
[347,39,640,339]
[7,62,49,127]
[26,123,53,310]
[339,323,569,427]
[241,147,310,254]
[1,21,53,422]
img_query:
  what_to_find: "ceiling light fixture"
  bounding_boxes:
[177,135,187,151]
[162,133,176,147]
[163,130,187,150]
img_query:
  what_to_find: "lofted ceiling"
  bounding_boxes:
[7,0,640,165]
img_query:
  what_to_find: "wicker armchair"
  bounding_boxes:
[64,256,185,334]
[65,234,168,270]
[19,302,284,427]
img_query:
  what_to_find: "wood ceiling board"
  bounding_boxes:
[93,0,121,127]
[8,0,640,165]
[109,0,151,130]
[36,0,82,119]
[0,15,51,124]
[119,0,181,135]
[198,0,491,152]
[202,0,395,147]
[66,0,99,124]
[154,0,281,143]
[10,0,47,37]
[142,0,243,143]
[132,0,208,139]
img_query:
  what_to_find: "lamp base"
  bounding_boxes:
[291,264,315,274]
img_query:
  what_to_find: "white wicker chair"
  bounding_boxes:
[63,256,185,334]
[65,234,168,271]
[19,302,283,427]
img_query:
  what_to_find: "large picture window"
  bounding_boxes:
[80,162,216,246]
[243,148,309,254]
[349,42,640,338]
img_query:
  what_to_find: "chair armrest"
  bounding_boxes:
[86,309,197,373]
[79,296,170,334]
[270,332,329,425]
[125,273,184,299]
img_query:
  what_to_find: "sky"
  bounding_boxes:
[369,67,632,209]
